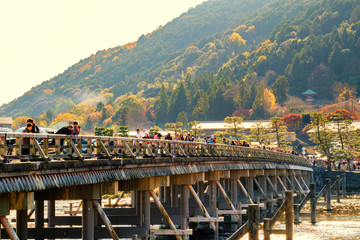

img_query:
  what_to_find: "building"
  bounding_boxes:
[0,117,12,129]
[301,89,317,102]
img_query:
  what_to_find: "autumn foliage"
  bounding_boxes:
[281,113,303,129]
[324,109,351,120]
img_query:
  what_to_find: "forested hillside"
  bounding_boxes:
[0,0,312,118]
[2,0,360,132]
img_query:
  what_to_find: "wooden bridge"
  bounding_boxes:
[0,132,312,239]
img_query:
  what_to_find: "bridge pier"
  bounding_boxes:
[34,200,44,240]
[82,199,95,240]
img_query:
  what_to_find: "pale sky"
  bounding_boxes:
[0,0,207,106]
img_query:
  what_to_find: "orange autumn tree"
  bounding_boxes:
[281,113,303,129]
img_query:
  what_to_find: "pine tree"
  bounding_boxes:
[155,84,169,125]
[168,82,189,122]
[272,75,290,103]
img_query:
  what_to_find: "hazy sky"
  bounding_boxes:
[0,0,207,106]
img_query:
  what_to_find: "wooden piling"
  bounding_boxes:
[285,191,293,240]
[342,173,346,197]
[336,175,341,203]
[310,183,316,224]
[248,204,260,240]
[326,178,331,212]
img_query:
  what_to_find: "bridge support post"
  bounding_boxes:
[197,182,204,201]
[140,191,150,240]
[310,183,316,224]
[209,181,217,216]
[260,176,267,198]
[285,191,294,240]
[82,199,95,240]
[248,204,260,240]
[248,177,254,200]
[342,173,346,197]
[180,185,189,240]
[326,178,331,212]
[230,179,238,207]
[164,186,171,204]
[336,175,341,203]
[171,185,179,208]
[35,200,44,240]
[16,209,27,240]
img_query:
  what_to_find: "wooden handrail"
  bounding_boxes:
[0,132,311,165]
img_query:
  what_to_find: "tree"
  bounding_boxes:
[168,82,189,122]
[249,121,269,146]
[176,112,188,130]
[269,117,288,149]
[155,84,169,125]
[55,98,75,115]
[309,112,334,171]
[281,113,303,129]
[188,121,204,138]
[12,116,30,131]
[94,127,114,136]
[272,75,289,103]
[118,126,129,137]
[126,105,146,130]
[96,102,105,112]
[165,122,183,135]
[326,110,354,170]
[224,116,244,140]
[149,126,161,138]
[192,93,209,120]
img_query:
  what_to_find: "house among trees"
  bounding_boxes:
[0,117,12,129]
[301,89,317,102]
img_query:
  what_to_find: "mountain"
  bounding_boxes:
[0,0,314,117]
[2,0,360,130]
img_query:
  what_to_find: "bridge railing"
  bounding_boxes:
[0,133,310,166]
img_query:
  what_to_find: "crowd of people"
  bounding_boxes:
[21,119,81,155]
[17,123,301,158]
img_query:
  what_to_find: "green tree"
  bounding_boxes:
[224,116,244,140]
[189,121,204,138]
[168,82,188,122]
[118,126,129,137]
[272,75,290,103]
[149,126,161,138]
[176,112,188,130]
[249,121,270,146]
[270,117,288,149]
[309,112,334,171]
[326,110,354,170]
[192,92,209,120]
[94,127,114,136]
[234,80,251,109]
[96,102,105,112]
[155,85,169,125]
[165,122,183,135]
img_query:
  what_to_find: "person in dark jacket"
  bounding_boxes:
[54,126,73,153]
[21,123,32,155]
[27,119,40,133]
[56,126,73,135]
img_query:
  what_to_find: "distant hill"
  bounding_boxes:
[0,0,314,117]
